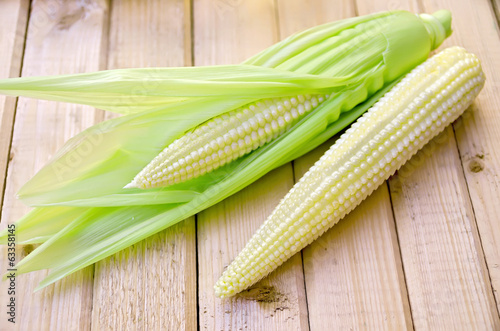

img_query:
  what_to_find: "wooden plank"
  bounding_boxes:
[0,0,109,330]
[194,1,309,329]
[198,169,309,330]
[106,0,189,69]
[91,1,197,330]
[354,0,420,12]
[420,0,500,314]
[390,128,499,329]
[494,0,500,26]
[0,0,29,210]
[92,222,196,330]
[386,0,500,328]
[279,1,412,329]
[295,144,413,330]
[193,0,278,64]
[276,0,355,37]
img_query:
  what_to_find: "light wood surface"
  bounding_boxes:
[0,0,28,210]
[194,1,308,329]
[0,0,499,330]
[90,1,197,330]
[287,1,412,330]
[421,0,500,316]
[0,0,109,330]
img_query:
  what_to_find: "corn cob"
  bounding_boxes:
[123,10,452,190]
[214,46,486,298]
[125,93,329,189]
[0,10,455,290]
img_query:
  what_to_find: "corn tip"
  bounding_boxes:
[123,182,138,189]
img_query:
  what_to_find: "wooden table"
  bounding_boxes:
[0,0,499,330]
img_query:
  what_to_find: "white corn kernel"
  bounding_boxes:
[126,93,328,188]
[214,47,485,298]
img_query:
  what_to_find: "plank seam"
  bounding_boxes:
[490,0,500,28]
[101,0,112,71]
[275,0,309,325]
[185,0,194,67]
[291,157,311,331]
[352,0,359,16]
[385,181,416,330]
[0,0,32,219]
[185,1,198,329]
[195,214,200,331]
[299,250,311,331]
[272,0,281,47]
[291,158,311,330]
[87,1,114,329]
[89,264,96,331]
[415,0,425,13]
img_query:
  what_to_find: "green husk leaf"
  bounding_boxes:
[17,10,439,207]
[0,81,398,252]
[0,11,396,116]
[7,79,399,288]
[0,10,452,288]
[0,65,357,115]
[0,207,84,244]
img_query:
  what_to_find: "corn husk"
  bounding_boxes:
[0,10,451,289]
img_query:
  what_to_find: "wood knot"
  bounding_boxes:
[238,285,284,303]
[468,159,484,173]
[57,6,86,30]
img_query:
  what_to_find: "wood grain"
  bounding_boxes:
[198,167,309,330]
[0,0,29,211]
[421,0,500,314]
[276,0,355,38]
[0,0,109,330]
[380,2,500,328]
[354,0,419,12]
[193,0,279,64]
[387,0,500,328]
[90,1,197,330]
[390,126,499,329]
[0,0,498,329]
[194,1,308,330]
[295,142,413,330]
[92,221,196,330]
